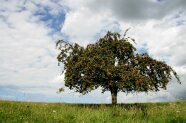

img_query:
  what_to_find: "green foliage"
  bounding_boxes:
[0,100,186,123]
[56,31,180,104]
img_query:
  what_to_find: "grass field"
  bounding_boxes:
[0,100,186,123]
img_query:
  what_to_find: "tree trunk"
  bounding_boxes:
[111,90,117,105]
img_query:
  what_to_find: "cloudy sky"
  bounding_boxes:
[0,0,186,103]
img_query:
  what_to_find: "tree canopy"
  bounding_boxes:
[56,31,180,104]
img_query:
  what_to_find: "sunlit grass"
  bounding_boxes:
[0,100,186,123]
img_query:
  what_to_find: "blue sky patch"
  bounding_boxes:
[34,6,65,33]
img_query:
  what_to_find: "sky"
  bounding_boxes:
[0,0,186,103]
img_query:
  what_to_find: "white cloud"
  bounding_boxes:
[118,90,176,103]
[61,8,114,46]
[0,0,63,99]
[51,74,64,84]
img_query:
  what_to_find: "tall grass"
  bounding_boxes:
[0,100,186,123]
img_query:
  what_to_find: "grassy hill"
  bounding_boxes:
[0,100,186,123]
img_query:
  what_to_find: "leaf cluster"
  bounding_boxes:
[56,31,180,94]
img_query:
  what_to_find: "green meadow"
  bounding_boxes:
[0,100,186,123]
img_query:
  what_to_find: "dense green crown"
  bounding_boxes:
[56,31,180,94]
